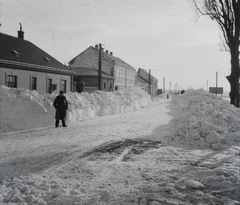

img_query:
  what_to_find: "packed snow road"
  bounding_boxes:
[0,96,239,204]
[0,100,172,180]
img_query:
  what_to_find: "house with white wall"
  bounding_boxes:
[0,27,73,94]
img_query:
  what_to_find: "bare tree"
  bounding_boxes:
[193,0,240,107]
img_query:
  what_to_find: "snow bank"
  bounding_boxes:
[171,89,240,149]
[0,175,119,205]
[64,87,151,123]
[0,86,151,133]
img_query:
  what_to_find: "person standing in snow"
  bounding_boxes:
[53,91,68,127]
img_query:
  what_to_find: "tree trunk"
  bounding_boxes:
[227,49,240,107]
[227,74,235,105]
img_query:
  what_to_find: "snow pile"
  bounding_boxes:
[0,86,54,133]
[0,175,119,205]
[64,87,151,122]
[0,86,151,133]
[171,89,240,149]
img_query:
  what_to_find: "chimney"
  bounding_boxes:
[106,50,109,54]
[95,44,98,50]
[110,52,113,55]
[18,23,24,40]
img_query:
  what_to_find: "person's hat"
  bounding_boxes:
[60,91,64,94]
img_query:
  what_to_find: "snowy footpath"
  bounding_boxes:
[0,86,239,205]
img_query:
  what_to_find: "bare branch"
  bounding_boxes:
[191,0,240,107]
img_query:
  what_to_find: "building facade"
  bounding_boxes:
[0,30,73,94]
[136,68,158,96]
[135,75,148,92]
[69,45,136,92]
[73,67,114,93]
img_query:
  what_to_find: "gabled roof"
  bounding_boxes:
[102,48,136,71]
[137,68,158,84]
[0,32,72,74]
[135,75,148,85]
[69,46,136,72]
[68,46,92,65]
[73,67,114,78]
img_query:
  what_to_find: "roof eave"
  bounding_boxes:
[0,59,73,75]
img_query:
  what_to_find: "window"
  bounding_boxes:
[47,78,52,94]
[7,75,17,88]
[30,77,37,91]
[52,84,57,91]
[60,80,66,93]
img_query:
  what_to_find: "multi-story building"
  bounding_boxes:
[0,28,73,94]
[68,45,136,92]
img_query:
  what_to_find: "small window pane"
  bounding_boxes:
[7,75,17,88]
[30,77,37,90]
[60,80,66,93]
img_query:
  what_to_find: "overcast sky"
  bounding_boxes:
[0,0,231,92]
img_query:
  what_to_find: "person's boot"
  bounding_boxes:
[62,119,67,127]
[55,120,59,128]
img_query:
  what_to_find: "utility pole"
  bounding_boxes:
[163,77,165,93]
[216,71,218,95]
[148,69,151,96]
[125,68,127,89]
[98,43,102,91]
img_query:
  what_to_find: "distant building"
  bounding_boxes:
[0,27,73,94]
[68,45,136,92]
[136,68,158,96]
[157,89,163,95]
[135,74,148,92]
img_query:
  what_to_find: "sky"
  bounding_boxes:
[0,0,231,92]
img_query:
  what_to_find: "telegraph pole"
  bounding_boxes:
[216,72,218,95]
[163,77,165,93]
[148,69,151,96]
[98,43,102,90]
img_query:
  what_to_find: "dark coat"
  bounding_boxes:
[53,95,68,120]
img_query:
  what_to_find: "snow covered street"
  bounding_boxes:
[0,87,240,204]
[0,99,172,180]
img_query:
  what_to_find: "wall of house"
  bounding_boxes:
[114,65,135,90]
[102,79,114,92]
[70,47,114,76]
[135,83,148,92]
[0,67,71,94]
[73,76,114,93]
[138,68,158,96]
[71,48,98,70]
[70,47,137,91]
